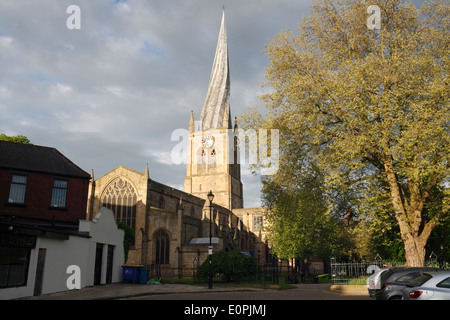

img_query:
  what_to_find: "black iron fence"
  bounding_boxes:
[192,257,280,286]
[330,253,449,285]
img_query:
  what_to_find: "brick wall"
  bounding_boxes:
[0,169,89,222]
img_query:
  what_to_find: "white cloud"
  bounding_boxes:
[55,83,73,94]
[113,2,132,15]
[19,120,32,127]
[142,149,176,166]
[0,35,13,47]
[2,0,368,208]
[0,86,12,99]
[105,86,125,98]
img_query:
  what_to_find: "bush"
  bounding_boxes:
[198,251,258,282]
[117,222,134,261]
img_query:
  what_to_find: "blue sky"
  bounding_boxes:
[0,0,426,208]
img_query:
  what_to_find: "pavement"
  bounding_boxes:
[19,282,368,300]
[19,282,265,300]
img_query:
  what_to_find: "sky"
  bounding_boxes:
[0,0,425,209]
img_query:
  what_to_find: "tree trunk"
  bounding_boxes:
[403,235,426,267]
[383,155,428,267]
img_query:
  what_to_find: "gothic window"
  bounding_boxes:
[198,147,206,169]
[253,216,263,230]
[101,178,137,232]
[209,149,217,168]
[154,229,170,265]
[158,196,165,209]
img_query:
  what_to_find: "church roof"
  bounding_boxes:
[0,140,90,179]
[189,237,219,245]
[199,11,232,131]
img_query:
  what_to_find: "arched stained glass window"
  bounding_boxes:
[101,178,137,232]
[154,229,170,265]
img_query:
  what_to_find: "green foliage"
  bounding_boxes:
[262,162,351,261]
[0,134,30,144]
[426,212,450,260]
[198,251,258,282]
[117,222,135,262]
[241,0,449,266]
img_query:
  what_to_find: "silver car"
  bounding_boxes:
[367,268,389,298]
[402,271,450,300]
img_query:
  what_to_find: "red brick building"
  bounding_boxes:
[0,141,91,223]
[0,141,126,299]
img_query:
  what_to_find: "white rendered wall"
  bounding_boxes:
[0,208,124,299]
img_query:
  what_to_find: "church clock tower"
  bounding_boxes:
[184,11,243,210]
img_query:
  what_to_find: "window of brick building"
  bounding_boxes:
[8,175,27,204]
[51,179,68,208]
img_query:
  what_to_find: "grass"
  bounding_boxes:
[317,273,332,283]
[347,275,370,285]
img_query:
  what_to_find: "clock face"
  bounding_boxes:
[202,135,215,149]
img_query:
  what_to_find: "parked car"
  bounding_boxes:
[375,267,442,300]
[367,268,389,298]
[402,271,450,300]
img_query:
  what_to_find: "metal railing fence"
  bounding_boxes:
[330,253,449,285]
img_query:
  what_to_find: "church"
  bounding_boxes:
[86,12,269,278]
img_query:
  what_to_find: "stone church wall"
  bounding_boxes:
[88,165,269,278]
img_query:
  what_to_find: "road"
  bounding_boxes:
[122,285,371,318]
[122,283,371,300]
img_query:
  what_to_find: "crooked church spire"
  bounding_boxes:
[199,11,232,131]
[185,10,243,210]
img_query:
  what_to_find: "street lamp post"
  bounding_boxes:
[207,190,214,289]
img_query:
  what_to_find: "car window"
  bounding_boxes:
[436,277,450,289]
[396,272,420,282]
[407,274,433,287]
[381,270,393,281]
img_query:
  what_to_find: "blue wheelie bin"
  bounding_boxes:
[139,269,149,284]
[122,265,143,283]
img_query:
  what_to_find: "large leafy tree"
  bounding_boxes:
[248,0,449,267]
[0,134,30,144]
[262,163,349,262]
